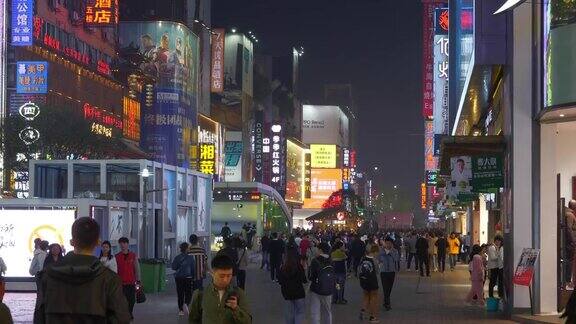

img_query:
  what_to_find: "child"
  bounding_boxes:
[466,244,485,305]
[359,245,380,323]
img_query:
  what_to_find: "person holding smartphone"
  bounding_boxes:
[188,254,252,324]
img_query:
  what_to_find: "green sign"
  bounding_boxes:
[471,155,504,192]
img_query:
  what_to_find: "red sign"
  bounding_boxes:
[211,29,225,93]
[422,2,435,118]
[350,150,357,168]
[123,97,140,141]
[85,0,119,26]
[84,103,122,130]
[513,248,540,286]
[97,60,111,75]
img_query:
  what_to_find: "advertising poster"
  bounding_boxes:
[471,155,504,192]
[286,140,305,204]
[513,248,540,286]
[303,105,349,147]
[109,209,125,241]
[303,169,343,209]
[164,170,176,232]
[449,156,474,201]
[176,207,188,245]
[196,177,208,232]
[310,144,337,169]
[224,141,243,182]
[119,22,199,167]
[0,209,75,277]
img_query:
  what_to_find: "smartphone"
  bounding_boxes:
[226,291,238,307]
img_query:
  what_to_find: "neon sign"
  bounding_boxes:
[83,103,122,130]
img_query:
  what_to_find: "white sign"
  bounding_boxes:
[0,209,75,277]
[433,35,449,135]
[303,105,349,147]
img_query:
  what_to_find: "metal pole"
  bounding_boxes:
[142,177,148,259]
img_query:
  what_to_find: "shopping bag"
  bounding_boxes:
[136,283,146,304]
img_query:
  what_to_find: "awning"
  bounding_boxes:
[438,135,505,175]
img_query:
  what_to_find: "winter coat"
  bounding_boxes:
[448,237,460,255]
[172,253,196,278]
[188,282,251,324]
[29,249,48,276]
[278,265,307,300]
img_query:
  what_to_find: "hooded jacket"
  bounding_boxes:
[29,249,47,276]
[34,252,131,324]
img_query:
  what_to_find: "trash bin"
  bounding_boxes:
[139,259,161,293]
[158,262,167,292]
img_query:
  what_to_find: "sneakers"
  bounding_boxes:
[178,311,185,316]
[359,309,366,320]
[369,316,380,323]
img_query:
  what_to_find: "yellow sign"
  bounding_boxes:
[199,143,216,175]
[310,144,337,169]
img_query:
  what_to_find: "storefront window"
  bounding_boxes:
[73,164,100,198]
[544,0,576,107]
[34,164,68,198]
[106,164,140,202]
[177,173,186,201]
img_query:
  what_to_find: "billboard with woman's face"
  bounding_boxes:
[119,22,199,167]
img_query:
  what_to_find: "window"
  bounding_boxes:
[106,164,140,202]
[73,164,101,198]
[34,164,68,198]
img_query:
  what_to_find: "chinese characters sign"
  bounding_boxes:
[84,103,123,130]
[224,141,242,182]
[303,169,342,209]
[11,0,33,46]
[304,152,311,199]
[123,97,141,141]
[16,62,48,94]
[310,144,337,169]
[91,123,112,137]
[471,155,504,192]
[17,102,40,145]
[422,2,436,118]
[513,248,540,286]
[434,8,449,135]
[424,121,437,171]
[199,143,216,175]
[85,0,119,26]
[270,124,286,197]
[421,183,427,209]
[211,28,225,93]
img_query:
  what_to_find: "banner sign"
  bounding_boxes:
[425,121,437,171]
[16,62,48,94]
[254,110,264,182]
[211,28,225,92]
[11,0,33,46]
[422,2,436,118]
[270,124,286,197]
[434,8,449,135]
[448,156,475,202]
[513,248,540,286]
[472,155,504,192]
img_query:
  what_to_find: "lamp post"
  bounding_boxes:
[141,168,151,258]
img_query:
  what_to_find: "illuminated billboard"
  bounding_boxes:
[85,0,119,26]
[310,144,337,169]
[286,139,305,204]
[119,21,199,168]
[0,209,75,277]
[303,105,349,147]
[303,169,343,209]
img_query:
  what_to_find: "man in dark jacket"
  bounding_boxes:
[416,233,430,277]
[268,233,285,282]
[350,235,366,277]
[34,217,130,324]
[308,243,334,324]
[260,233,271,270]
[435,233,449,273]
[217,239,239,277]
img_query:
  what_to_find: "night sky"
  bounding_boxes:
[213,0,424,210]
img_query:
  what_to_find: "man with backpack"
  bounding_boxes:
[188,234,208,292]
[358,245,380,323]
[188,254,252,324]
[308,243,335,324]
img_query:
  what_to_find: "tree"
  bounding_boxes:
[372,187,414,214]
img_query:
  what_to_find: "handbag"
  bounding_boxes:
[135,282,146,304]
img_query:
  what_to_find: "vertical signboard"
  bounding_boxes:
[16,62,48,94]
[424,121,437,171]
[253,110,264,182]
[434,8,449,135]
[211,28,225,93]
[270,124,286,197]
[421,182,427,209]
[11,0,33,46]
[224,140,242,182]
[304,152,311,199]
[122,97,141,142]
[422,2,436,118]
[286,140,305,204]
[199,143,216,175]
[85,0,119,26]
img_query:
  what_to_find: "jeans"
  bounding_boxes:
[284,298,306,324]
[418,254,430,277]
[380,272,396,307]
[431,254,438,271]
[175,277,192,311]
[407,253,419,270]
[332,273,346,303]
[122,284,136,318]
[438,254,446,272]
[310,292,332,324]
[237,269,246,290]
[261,251,270,270]
[271,259,282,281]
[489,268,504,298]
[449,254,458,269]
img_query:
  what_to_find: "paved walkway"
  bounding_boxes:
[4,260,517,323]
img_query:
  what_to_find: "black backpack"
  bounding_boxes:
[314,261,336,296]
[358,258,377,290]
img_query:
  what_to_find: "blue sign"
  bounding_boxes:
[11,0,33,46]
[224,141,242,167]
[16,62,48,94]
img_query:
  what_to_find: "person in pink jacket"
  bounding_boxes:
[466,244,485,305]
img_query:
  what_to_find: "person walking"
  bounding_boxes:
[269,233,285,282]
[447,233,460,271]
[43,243,64,270]
[188,234,208,292]
[220,222,232,240]
[29,239,48,277]
[236,239,248,290]
[416,233,430,277]
[260,233,271,271]
[330,241,348,304]
[188,254,252,324]
[487,235,505,299]
[99,241,118,273]
[378,237,399,311]
[350,235,366,277]
[428,233,438,272]
[436,233,449,273]
[406,232,419,271]
[299,234,312,267]
[115,237,141,320]
[278,251,307,324]
[34,217,130,324]
[358,245,380,323]
[309,243,335,324]
[172,242,196,316]
[466,244,485,305]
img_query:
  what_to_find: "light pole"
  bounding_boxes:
[141,168,151,259]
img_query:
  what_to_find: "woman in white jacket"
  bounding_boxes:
[29,240,48,276]
[99,241,117,273]
[487,235,504,299]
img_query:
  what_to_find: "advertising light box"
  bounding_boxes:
[310,144,337,169]
[0,209,75,277]
[286,139,305,204]
[303,169,343,209]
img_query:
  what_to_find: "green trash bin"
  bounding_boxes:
[139,259,160,294]
[158,262,167,292]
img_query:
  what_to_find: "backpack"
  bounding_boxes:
[314,260,336,296]
[358,258,377,290]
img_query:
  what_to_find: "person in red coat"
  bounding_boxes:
[115,237,141,319]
